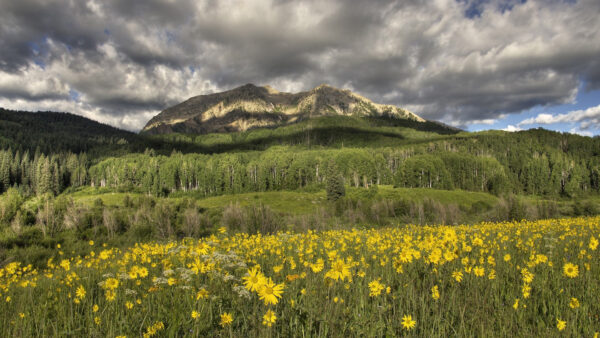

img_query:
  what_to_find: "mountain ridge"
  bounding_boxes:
[141,83,425,135]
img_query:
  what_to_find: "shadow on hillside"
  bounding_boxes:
[144,119,461,155]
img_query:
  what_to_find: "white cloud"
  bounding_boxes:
[470,118,497,125]
[518,104,600,131]
[502,125,522,132]
[569,127,594,137]
[0,0,600,131]
[502,124,523,132]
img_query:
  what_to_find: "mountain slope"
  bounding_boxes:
[142,83,425,135]
[0,108,137,154]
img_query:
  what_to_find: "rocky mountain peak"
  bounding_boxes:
[141,84,424,135]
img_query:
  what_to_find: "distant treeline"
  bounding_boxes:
[1,112,599,198]
[0,149,87,195]
[85,138,599,197]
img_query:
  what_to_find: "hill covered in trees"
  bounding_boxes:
[0,108,139,155]
[0,108,599,199]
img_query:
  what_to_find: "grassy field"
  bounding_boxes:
[66,185,499,214]
[67,188,145,207]
[1,216,598,336]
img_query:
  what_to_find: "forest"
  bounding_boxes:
[1,125,599,198]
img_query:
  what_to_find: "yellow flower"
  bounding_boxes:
[513,298,519,310]
[522,284,531,299]
[76,285,86,299]
[452,270,463,283]
[125,301,134,310]
[105,290,116,302]
[258,278,285,305]
[94,316,101,325]
[93,304,99,312]
[556,318,566,331]
[196,288,209,300]
[590,236,599,251]
[242,267,266,292]
[262,309,277,327]
[563,263,579,278]
[88,240,94,246]
[569,297,580,309]
[144,321,165,337]
[310,259,324,273]
[401,314,416,330]
[368,280,385,297]
[431,285,440,300]
[503,254,511,262]
[60,259,70,271]
[473,266,485,277]
[325,259,352,281]
[191,311,200,320]
[104,277,119,290]
[219,312,233,327]
[19,313,25,319]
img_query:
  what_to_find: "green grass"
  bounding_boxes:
[357,185,499,208]
[65,185,500,214]
[188,186,500,215]
[195,190,327,215]
[66,187,142,207]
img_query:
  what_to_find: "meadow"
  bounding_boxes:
[1,216,599,336]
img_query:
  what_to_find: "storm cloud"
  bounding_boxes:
[0,0,599,131]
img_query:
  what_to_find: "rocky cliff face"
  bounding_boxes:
[141,83,425,134]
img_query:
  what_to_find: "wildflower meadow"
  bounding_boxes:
[1,216,599,336]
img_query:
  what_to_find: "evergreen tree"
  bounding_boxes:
[326,161,345,201]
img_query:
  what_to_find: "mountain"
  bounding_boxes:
[0,108,138,154]
[142,83,425,135]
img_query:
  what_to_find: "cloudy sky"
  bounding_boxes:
[1,0,599,135]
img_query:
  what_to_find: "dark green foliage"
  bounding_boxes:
[573,200,599,216]
[0,108,137,155]
[326,161,345,201]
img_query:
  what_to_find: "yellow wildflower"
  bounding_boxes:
[262,309,277,327]
[219,312,233,327]
[401,315,416,330]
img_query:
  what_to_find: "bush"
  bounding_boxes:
[222,202,246,232]
[0,187,24,226]
[245,204,282,234]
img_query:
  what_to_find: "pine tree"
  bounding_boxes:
[0,151,11,192]
[36,156,52,195]
[326,161,345,201]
